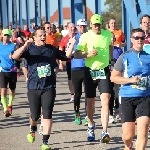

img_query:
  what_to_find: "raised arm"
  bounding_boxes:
[12,40,31,60]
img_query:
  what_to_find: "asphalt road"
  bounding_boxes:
[0,72,150,150]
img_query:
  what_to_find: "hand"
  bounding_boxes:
[87,49,98,57]
[70,36,76,45]
[24,40,32,47]
[129,76,141,84]
[25,78,28,83]
[29,38,33,42]
[54,67,59,74]
[59,64,64,71]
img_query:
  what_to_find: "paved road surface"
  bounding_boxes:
[0,72,150,150]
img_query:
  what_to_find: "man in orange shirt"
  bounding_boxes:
[108,18,126,48]
[44,22,58,47]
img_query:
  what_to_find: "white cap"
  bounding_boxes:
[77,19,87,26]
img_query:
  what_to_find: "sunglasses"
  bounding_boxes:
[131,36,145,40]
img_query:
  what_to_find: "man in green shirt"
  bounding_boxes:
[74,14,112,143]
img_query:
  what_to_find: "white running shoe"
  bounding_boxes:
[108,115,115,124]
[70,95,74,101]
[38,125,43,135]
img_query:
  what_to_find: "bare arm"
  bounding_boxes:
[59,46,64,70]
[74,49,98,59]
[12,40,31,60]
[74,50,88,58]
[111,69,141,85]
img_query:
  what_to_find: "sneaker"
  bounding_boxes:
[87,123,95,141]
[39,125,43,135]
[4,110,11,117]
[27,132,35,143]
[75,113,82,125]
[70,95,74,101]
[100,131,110,143]
[84,116,88,126]
[123,142,133,150]
[108,115,115,124]
[41,143,51,150]
[7,106,12,115]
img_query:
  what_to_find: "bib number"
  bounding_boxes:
[131,77,148,90]
[37,64,51,78]
[90,69,106,80]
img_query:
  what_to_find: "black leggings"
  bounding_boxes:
[71,69,86,112]
[109,83,119,116]
[27,88,56,121]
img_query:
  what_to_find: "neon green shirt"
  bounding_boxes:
[77,30,112,70]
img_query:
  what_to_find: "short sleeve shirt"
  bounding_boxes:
[113,29,125,45]
[20,43,68,89]
[77,29,112,70]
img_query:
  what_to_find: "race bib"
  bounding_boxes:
[90,69,106,80]
[131,77,148,90]
[37,64,51,78]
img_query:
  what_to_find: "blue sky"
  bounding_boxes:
[9,0,108,21]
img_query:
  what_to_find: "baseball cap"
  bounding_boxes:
[90,14,103,24]
[2,29,12,36]
[77,19,87,26]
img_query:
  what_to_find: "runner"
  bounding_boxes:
[111,28,150,150]
[109,33,123,124]
[74,14,112,142]
[141,14,150,53]
[0,29,18,117]
[44,22,58,48]
[59,22,75,101]
[108,18,126,121]
[66,19,88,125]
[12,26,73,150]
[108,17,126,48]
[140,14,150,138]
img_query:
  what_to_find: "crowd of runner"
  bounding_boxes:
[0,13,150,150]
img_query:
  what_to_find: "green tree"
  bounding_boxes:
[102,0,122,29]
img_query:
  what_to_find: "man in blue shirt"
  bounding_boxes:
[0,29,18,117]
[66,19,88,125]
[12,26,73,150]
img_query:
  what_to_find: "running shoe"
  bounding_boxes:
[7,106,12,115]
[84,116,88,126]
[74,113,82,125]
[41,143,51,150]
[123,142,133,150]
[27,132,35,143]
[39,125,43,135]
[108,115,115,124]
[4,110,10,117]
[100,131,110,143]
[70,95,74,101]
[87,122,95,141]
